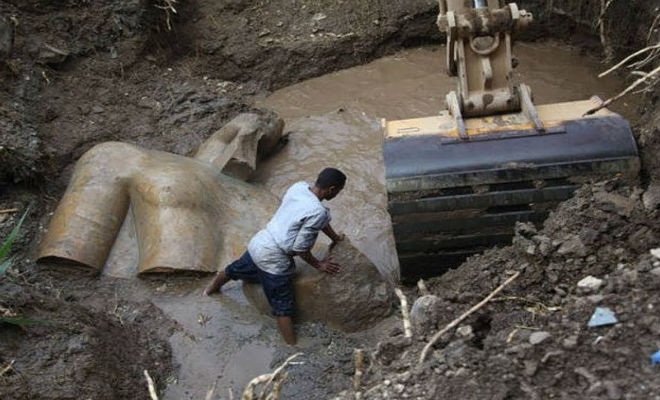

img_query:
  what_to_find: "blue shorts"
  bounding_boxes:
[225,251,294,317]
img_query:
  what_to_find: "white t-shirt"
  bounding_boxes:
[248,181,331,275]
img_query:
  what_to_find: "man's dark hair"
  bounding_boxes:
[315,168,346,189]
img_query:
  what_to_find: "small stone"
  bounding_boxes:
[410,295,441,336]
[650,267,660,277]
[523,360,538,377]
[554,287,567,297]
[651,248,660,260]
[276,21,284,27]
[642,185,660,211]
[587,294,605,304]
[525,244,536,255]
[312,13,327,22]
[558,235,587,257]
[529,331,552,345]
[92,105,104,114]
[383,379,391,386]
[456,325,473,338]
[577,276,604,293]
[636,260,653,272]
[258,29,271,37]
[393,384,405,394]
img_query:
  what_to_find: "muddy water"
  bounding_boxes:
[159,42,634,399]
[254,41,635,282]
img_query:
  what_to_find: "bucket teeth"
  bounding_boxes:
[384,111,639,280]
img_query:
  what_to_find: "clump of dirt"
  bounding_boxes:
[333,180,660,399]
[0,279,175,400]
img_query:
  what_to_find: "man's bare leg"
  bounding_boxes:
[276,316,296,345]
[204,270,231,295]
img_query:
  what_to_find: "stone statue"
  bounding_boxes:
[38,112,285,276]
[37,111,393,330]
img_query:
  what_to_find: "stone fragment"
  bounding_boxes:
[523,360,538,377]
[0,14,13,60]
[636,259,653,272]
[642,184,660,211]
[409,295,441,336]
[577,276,604,293]
[38,43,69,65]
[312,13,327,21]
[455,325,474,339]
[529,331,552,345]
[594,191,636,217]
[558,235,587,257]
[651,248,660,260]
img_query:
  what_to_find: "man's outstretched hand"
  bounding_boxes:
[317,256,340,275]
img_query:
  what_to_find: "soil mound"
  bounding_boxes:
[0,281,174,400]
[335,179,660,399]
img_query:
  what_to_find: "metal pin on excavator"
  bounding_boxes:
[383,0,640,279]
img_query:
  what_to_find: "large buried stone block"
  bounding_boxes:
[243,240,394,332]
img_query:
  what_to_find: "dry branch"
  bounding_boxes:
[0,208,19,214]
[417,279,430,296]
[394,288,412,338]
[205,378,218,400]
[353,349,365,392]
[598,44,660,78]
[155,0,178,31]
[419,271,522,364]
[256,352,302,400]
[648,12,660,43]
[0,360,15,377]
[144,370,159,400]
[586,65,660,115]
[240,352,302,400]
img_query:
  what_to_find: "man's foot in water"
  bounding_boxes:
[204,270,230,295]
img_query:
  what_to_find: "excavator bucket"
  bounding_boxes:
[383,97,639,279]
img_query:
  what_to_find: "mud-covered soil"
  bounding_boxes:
[334,180,660,399]
[0,276,176,400]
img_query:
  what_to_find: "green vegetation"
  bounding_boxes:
[0,208,54,327]
[0,209,28,277]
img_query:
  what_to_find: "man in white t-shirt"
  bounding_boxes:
[204,168,346,345]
